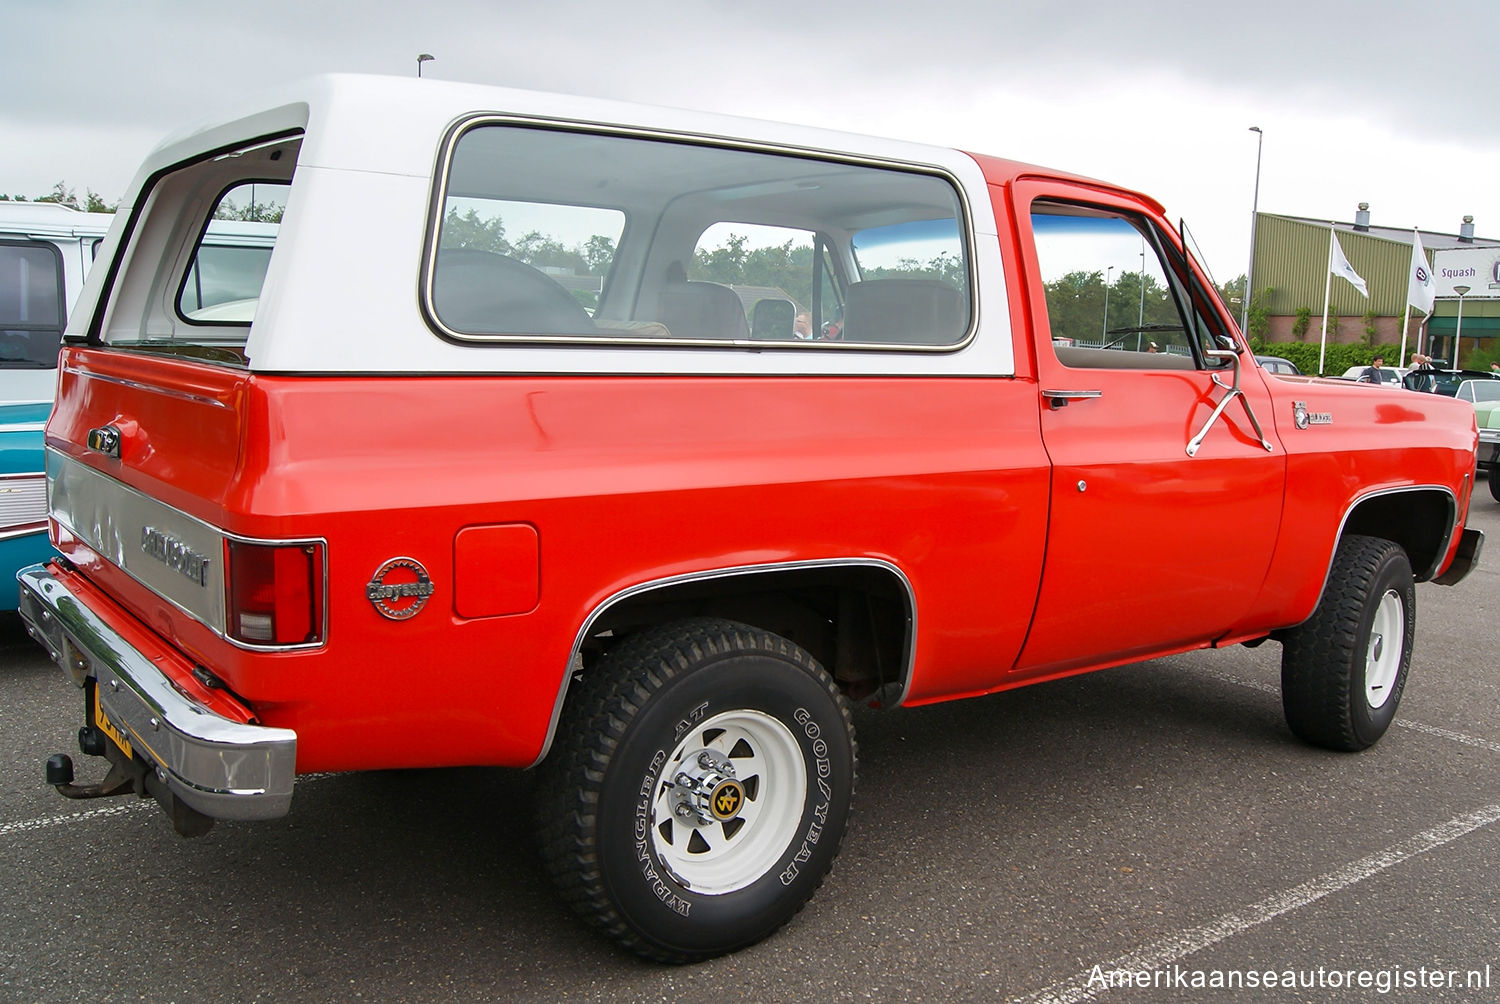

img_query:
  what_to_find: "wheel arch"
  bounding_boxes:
[532,559,915,766]
[1339,484,1457,582]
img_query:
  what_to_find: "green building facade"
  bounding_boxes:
[1249,210,1499,367]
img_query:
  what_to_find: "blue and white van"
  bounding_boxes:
[1,203,112,608]
[1,202,274,608]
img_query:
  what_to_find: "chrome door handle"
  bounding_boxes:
[1042,389,1103,409]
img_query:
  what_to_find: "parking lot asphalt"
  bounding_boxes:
[2,500,1497,1003]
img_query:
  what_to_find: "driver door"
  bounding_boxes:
[1009,180,1286,679]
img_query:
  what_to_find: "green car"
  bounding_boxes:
[1461,380,1500,501]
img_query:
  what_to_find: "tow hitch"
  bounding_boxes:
[45,729,216,838]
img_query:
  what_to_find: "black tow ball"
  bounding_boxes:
[45,753,75,787]
[44,752,136,801]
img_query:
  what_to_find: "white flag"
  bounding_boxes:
[1330,231,1369,297]
[1408,230,1436,314]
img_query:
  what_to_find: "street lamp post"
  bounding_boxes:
[417,53,434,77]
[1102,265,1113,343]
[1242,126,1263,337]
[1453,284,1471,365]
[1137,244,1146,350]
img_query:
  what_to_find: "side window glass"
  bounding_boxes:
[439,198,624,320]
[176,182,283,324]
[0,241,65,369]
[1031,203,1195,368]
[429,124,969,347]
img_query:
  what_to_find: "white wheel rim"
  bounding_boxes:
[650,709,806,895]
[1365,588,1404,709]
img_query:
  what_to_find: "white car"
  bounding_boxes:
[1340,365,1406,386]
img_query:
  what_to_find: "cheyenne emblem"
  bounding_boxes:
[366,557,435,620]
[1292,401,1332,430]
[140,526,210,586]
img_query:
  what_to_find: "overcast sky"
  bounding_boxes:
[4,0,1496,280]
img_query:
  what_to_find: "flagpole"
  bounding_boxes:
[1320,226,1334,376]
[1400,300,1412,368]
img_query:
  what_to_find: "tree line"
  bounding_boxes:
[1,182,115,213]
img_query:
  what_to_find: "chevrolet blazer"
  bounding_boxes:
[18,74,1482,962]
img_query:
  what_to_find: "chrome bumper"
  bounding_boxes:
[1434,527,1484,587]
[17,563,296,820]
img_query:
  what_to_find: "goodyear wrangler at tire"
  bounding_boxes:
[1280,534,1416,751]
[537,618,856,962]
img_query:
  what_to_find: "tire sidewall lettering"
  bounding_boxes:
[631,748,689,916]
[781,706,834,886]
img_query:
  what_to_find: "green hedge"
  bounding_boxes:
[1251,341,1404,377]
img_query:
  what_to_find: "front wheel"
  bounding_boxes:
[536,618,856,962]
[1281,535,1415,751]
[1487,469,1500,503]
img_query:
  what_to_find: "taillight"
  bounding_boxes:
[226,540,324,646]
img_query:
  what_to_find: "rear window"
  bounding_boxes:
[0,241,64,370]
[428,123,971,348]
[96,133,297,366]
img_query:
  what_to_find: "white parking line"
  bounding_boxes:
[1012,804,1500,1004]
[1204,671,1500,755]
[0,774,335,839]
[0,800,150,837]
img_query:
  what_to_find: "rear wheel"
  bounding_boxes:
[1487,469,1500,502]
[536,618,856,962]
[1281,535,1415,751]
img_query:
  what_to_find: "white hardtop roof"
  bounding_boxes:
[130,73,979,198]
[113,74,1016,379]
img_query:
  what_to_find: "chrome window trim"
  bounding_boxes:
[532,557,918,767]
[421,114,979,354]
[45,448,329,652]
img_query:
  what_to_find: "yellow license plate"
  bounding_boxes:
[93,685,134,760]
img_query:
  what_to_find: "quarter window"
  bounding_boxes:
[429,124,971,348]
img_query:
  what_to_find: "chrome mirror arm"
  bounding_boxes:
[1186,349,1274,457]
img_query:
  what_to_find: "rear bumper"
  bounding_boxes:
[1478,436,1500,469]
[1434,527,1484,586]
[17,563,296,820]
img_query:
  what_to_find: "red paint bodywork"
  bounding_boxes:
[41,156,1478,775]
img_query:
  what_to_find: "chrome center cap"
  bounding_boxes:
[667,749,742,826]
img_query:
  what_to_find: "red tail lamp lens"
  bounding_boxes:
[227,541,323,645]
